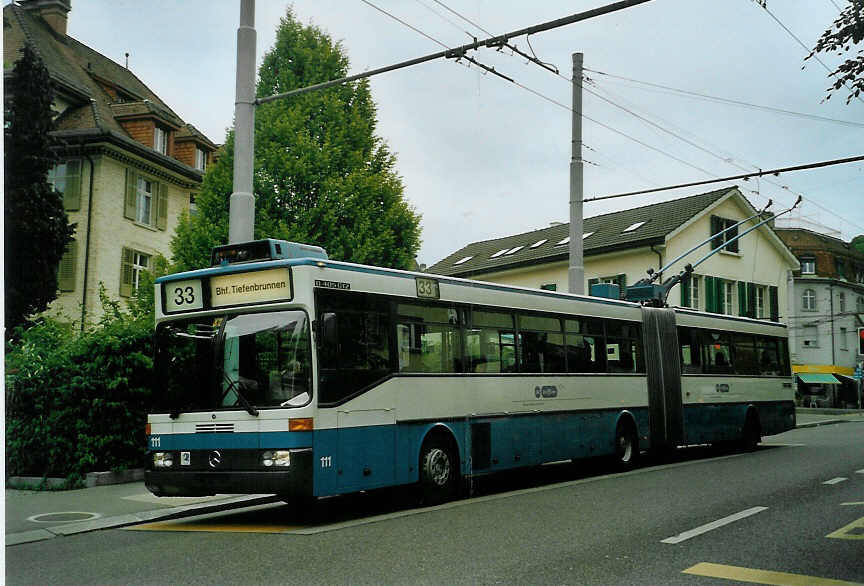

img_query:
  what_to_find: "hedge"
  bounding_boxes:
[6,291,156,486]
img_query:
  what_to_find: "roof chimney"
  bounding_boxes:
[20,0,72,36]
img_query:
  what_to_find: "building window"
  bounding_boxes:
[195,147,207,171]
[683,274,701,309]
[154,126,167,154]
[802,289,817,311]
[800,257,815,274]
[721,281,735,315]
[858,296,864,313]
[48,159,83,211]
[189,193,198,216]
[120,247,151,297]
[802,325,819,348]
[710,215,739,253]
[840,327,848,351]
[755,285,766,319]
[136,177,154,225]
[839,292,846,313]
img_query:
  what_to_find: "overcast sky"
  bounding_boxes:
[48,0,864,265]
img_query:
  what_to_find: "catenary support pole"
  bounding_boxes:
[229,0,256,243]
[568,53,585,295]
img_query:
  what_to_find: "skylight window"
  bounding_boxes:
[454,256,473,265]
[583,232,594,239]
[490,249,509,258]
[556,237,570,246]
[505,246,524,255]
[530,239,548,248]
[622,221,647,233]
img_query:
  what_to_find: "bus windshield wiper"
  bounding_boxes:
[220,373,259,417]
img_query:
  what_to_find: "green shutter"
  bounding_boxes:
[615,274,627,298]
[63,160,82,211]
[704,276,716,312]
[681,273,691,307]
[124,169,137,220]
[58,240,77,291]
[747,282,757,318]
[727,222,739,253]
[156,182,168,230]
[710,216,723,250]
[120,247,134,297]
[738,281,747,316]
[769,286,779,322]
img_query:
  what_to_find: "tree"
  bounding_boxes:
[808,0,864,103]
[172,8,421,271]
[851,234,864,254]
[4,44,75,336]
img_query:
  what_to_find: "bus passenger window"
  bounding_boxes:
[607,338,636,373]
[756,337,781,376]
[702,331,732,374]
[678,327,702,374]
[733,334,758,375]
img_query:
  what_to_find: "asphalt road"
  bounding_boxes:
[6,423,863,585]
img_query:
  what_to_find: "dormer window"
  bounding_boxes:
[154,126,167,154]
[195,147,207,171]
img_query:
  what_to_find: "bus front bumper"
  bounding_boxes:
[145,449,312,497]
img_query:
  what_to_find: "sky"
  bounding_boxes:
[45,0,864,266]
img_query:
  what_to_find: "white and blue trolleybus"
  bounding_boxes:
[145,239,795,504]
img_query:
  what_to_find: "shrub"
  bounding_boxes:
[6,288,155,485]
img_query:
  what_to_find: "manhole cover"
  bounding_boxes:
[28,511,102,523]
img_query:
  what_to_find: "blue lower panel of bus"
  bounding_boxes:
[312,408,652,497]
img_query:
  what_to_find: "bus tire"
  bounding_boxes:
[614,420,639,470]
[739,411,761,452]
[419,436,460,505]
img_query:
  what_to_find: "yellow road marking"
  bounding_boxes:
[827,516,864,540]
[683,562,863,585]
[128,521,302,534]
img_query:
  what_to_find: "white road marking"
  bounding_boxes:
[759,442,805,447]
[823,477,848,485]
[856,469,864,474]
[661,506,768,544]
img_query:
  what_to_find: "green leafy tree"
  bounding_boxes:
[4,44,75,336]
[808,0,864,103]
[851,234,864,254]
[172,8,421,271]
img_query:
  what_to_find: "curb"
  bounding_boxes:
[8,469,147,491]
[6,493,279,546]
[795,419,849,429]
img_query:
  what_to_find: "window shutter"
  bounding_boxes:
[120,247,134,297]
[156,183,168,230]
[681,273,691,307]
[615,274,627,298]
[704,276,716,312]
[710,216,723,250]
[746,282,756,318]
[737,281,747,316]
[769,286,779,322]
[727,222,739,253]
[124,169,137,220]
[587,278,599,295]
[63,160,82,211]
[58,240,77,291]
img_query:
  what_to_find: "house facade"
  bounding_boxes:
[4,0,217,326]
[775,228,864,408]
[428,187,799,326]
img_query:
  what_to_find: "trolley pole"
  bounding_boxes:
[229,0,256,244]
[568,52,585,295]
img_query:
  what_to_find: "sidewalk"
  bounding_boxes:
[6,407,863,547]
[5,479,277,546]
[795,407,864,428]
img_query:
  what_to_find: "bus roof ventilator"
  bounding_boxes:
[211,239,328,266]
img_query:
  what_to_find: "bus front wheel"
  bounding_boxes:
[419,437,460,505]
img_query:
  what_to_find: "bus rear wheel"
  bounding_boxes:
[419,438,460,505]
[614,421,639,470]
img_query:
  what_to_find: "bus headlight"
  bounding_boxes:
[153,452,174,468]
[261,450,291,467]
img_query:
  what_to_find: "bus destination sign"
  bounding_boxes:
[210,268,292,308]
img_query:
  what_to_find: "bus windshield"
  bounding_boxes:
[155,310,312,413]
